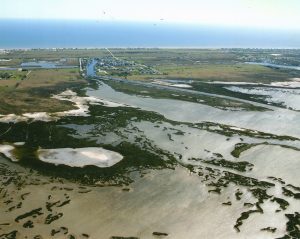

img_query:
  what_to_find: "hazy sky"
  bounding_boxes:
[1,0,300,29]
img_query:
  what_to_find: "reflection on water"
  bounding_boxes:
[0,61,77,70]
[86,59,97,77]
[246,62,300,70]
[86,81,300,138]
[21,61,77,69]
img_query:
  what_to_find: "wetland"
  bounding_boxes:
[0,48,300,239]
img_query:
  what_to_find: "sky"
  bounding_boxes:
[1,0,300,30]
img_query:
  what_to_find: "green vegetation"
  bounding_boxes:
[89,48,300,84]
[4,49,108,60]
[127,63,290,83]
[0,70,27,83]
[3,48,300,84]
[231,142,300,158]
[231,143,258,158]
[202,158,253,172]
[271,197,289,210]
[281,213,300,239]
[187,122,299,141]
[0,72,12,79]
[0,68,86,114]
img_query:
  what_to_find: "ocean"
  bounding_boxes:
[0,19,300,49]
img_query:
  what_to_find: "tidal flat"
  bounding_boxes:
[0,48,300,239]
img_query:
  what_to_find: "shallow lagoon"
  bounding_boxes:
[87,81,300,138]
[1,64,300,238]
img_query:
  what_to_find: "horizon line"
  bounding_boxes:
[2,47,300,51]
[0,18,299,31]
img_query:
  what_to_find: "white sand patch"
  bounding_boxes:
[0,114,27,123]
[152,80,192,88]
[53,90,129,117]
[57,89,77,97]
[52,90,90,117]
[208,125,223,131]
[0,145,18,162]
[0,112,55,123]
[271,79,300,88]
[23,112,55,122]
[38,147,123,168]
[86,96,127,108]
[0,89,130,123]
[170,84,192,88]
[98,69,108,74]
[229,126,247,131]
[0,113,55,123]
[209,81,262,85]
[152,79,172,86]
[13,142,25,146]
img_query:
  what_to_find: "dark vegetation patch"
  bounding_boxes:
[278,213,300,239]
[15,208,43,223]
[0,230,18,239]
[261,227,277,233]
[231,142,300,158]
[0,118,176,186]
[282,187,300,199]
[203,158,253,172]
[189,122,299,141]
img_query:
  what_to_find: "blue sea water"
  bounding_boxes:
[0,19,300,49]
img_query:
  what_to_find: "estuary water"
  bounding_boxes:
[1,19,300,49]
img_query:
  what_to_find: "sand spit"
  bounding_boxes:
[171,84,192,88]
[152,80,192,88]
[0,145,17,162]
[22,112,55,122]
[210,79,300,88]
[209,81,263,85]
[0,114,27,123]
[53,89,129,112]
[13,142,25,146]
[38,147,123,168]
[52,90,90,117]
[270,79,300,88]
[52,90,131,117]
[0,90,129,123]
